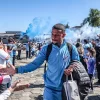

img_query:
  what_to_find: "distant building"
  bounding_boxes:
[0,31,21,44]
[5,31,21,34]
[71,25,82,31]
[72,26,82,29]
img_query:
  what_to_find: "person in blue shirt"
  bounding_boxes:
[7,38,17,66]
[0,23,79,100]
[25,43,29,59]
[87,48,96,91]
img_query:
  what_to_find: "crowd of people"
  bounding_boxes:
[75,38,100,92]
[0,23,100,100]
[0,37,40,100]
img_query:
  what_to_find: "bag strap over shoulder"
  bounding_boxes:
[67,42,72,61]
[44,43,52,73]
[46,43,52,61]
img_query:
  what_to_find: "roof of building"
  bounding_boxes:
[6,31,21,34]
[0,33,15,36]
[72,26,82,29]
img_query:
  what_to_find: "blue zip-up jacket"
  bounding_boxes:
[17,41,79,90]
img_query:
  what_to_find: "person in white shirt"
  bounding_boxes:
[0,48,9,68]
[0,44,11,93]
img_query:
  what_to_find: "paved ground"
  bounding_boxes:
[8,51,100,100]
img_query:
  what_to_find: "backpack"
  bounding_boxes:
[44,42,72,73]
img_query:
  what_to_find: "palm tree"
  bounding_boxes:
[81,9,100,27]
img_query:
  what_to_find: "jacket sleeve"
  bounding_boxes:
[72,45,80,61]
[17,45,47,74]
[0,90,11,100]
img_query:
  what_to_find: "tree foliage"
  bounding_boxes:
[82,9,100,27]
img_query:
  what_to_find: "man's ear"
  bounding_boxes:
[62,33,66,37]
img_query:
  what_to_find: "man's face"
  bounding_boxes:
[51,29,66,44]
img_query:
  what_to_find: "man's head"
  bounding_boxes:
[51,23,66,44]
[96,38,99,44]
[84,39,89,44]
[8,37,15,44]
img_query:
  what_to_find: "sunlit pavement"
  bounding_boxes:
[8,51,100,100]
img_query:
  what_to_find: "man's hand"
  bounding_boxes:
[0,63,16,75]
[0,64,6,69]
[64,64,76,75]
[14,83,30,91]
[8,80,30,92]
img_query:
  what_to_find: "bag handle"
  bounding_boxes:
[66,73,73,81]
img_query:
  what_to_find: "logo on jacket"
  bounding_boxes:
[63,55,69,61]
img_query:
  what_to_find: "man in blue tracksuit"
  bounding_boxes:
[0,23,79,100]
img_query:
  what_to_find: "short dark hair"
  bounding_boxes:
[88,47,96,57]
[96,39,99,42]
[76,42,81,48]
[84,39,89,44]
[52,23,66,31]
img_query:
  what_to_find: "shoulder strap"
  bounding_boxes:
[67,42,72,61]
[46,43,52,61]
[44,43,52,73]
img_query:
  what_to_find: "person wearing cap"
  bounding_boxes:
[0,23,80,100]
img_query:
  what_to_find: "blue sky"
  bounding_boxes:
[0,0,100,32]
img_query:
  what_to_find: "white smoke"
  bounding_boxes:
[65,23,100,42]
[25,17,100,42]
